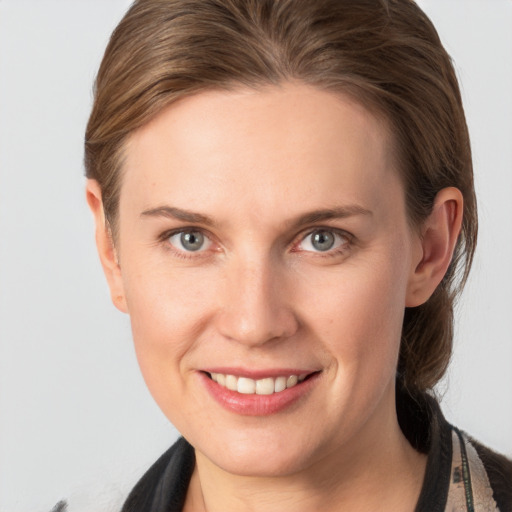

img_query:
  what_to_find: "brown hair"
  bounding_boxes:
[85,0,477,393]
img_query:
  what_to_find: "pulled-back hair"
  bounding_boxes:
[85,0,477,393]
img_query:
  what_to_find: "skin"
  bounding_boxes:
[88,83,463,511]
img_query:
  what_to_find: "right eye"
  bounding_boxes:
[168,230,212,253]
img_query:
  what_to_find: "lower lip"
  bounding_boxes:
[199,372,320,416]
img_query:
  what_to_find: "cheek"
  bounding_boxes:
[121,262,218,388]
[297,254,409,377]
[124,257,215,329]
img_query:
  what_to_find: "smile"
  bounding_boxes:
[202,370,321,416]
[209,373,309,395]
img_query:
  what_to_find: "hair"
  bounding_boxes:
[85,0,477,393]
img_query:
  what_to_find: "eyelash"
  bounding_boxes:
[292,228,353,259]
[158,227,353,260]
[158,228,215,260]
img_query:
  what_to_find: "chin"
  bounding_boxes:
[212,449,310,478]
[193,426,323,478]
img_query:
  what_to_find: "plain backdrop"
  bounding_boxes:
[0,1,511,511]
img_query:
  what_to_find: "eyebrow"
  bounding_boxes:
[289,206,373,229]
[141,206,216,226]
[140,204,372,227]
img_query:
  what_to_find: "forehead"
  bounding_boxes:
[121,83,403,225]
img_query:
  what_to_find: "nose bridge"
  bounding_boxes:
[217,253,298,346]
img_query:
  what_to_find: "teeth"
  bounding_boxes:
[274,376,287,393]
[225,374,238,391]
[286,375,298,388]
[256,377,274,395]
[209,372,310,395]
[238,377,256,394]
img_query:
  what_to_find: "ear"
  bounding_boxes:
[406,187,464,307]
[86,179,128,313]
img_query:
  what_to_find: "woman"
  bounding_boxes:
[84,0,512,510]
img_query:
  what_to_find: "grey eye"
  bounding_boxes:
[180,231,204,251]
[298,229,349,253]
[169,230,210,252]
[311,230,335,251]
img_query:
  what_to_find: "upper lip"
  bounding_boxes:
[201,367,320,379]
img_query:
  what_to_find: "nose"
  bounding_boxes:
[216,257,299,347]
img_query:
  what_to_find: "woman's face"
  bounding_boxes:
[111,84,423,476]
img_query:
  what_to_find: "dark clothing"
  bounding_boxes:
[122,392,512,511]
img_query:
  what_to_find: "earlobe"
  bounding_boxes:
[406,187,463,307]
[86,179,128,313]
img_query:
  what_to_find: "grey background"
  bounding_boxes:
[0,1,511,511]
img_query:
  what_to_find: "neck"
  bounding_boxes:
[184,386,427,512]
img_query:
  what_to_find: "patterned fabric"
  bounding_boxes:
[447,429,500,512]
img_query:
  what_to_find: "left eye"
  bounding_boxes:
[168,230,212,252]
[298,229,349,253]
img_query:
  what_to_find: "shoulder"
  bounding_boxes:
[397,387,512,511]
[463,432,512,511]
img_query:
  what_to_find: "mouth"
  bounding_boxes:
[206,371,312,395]
[200,369,321,415]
